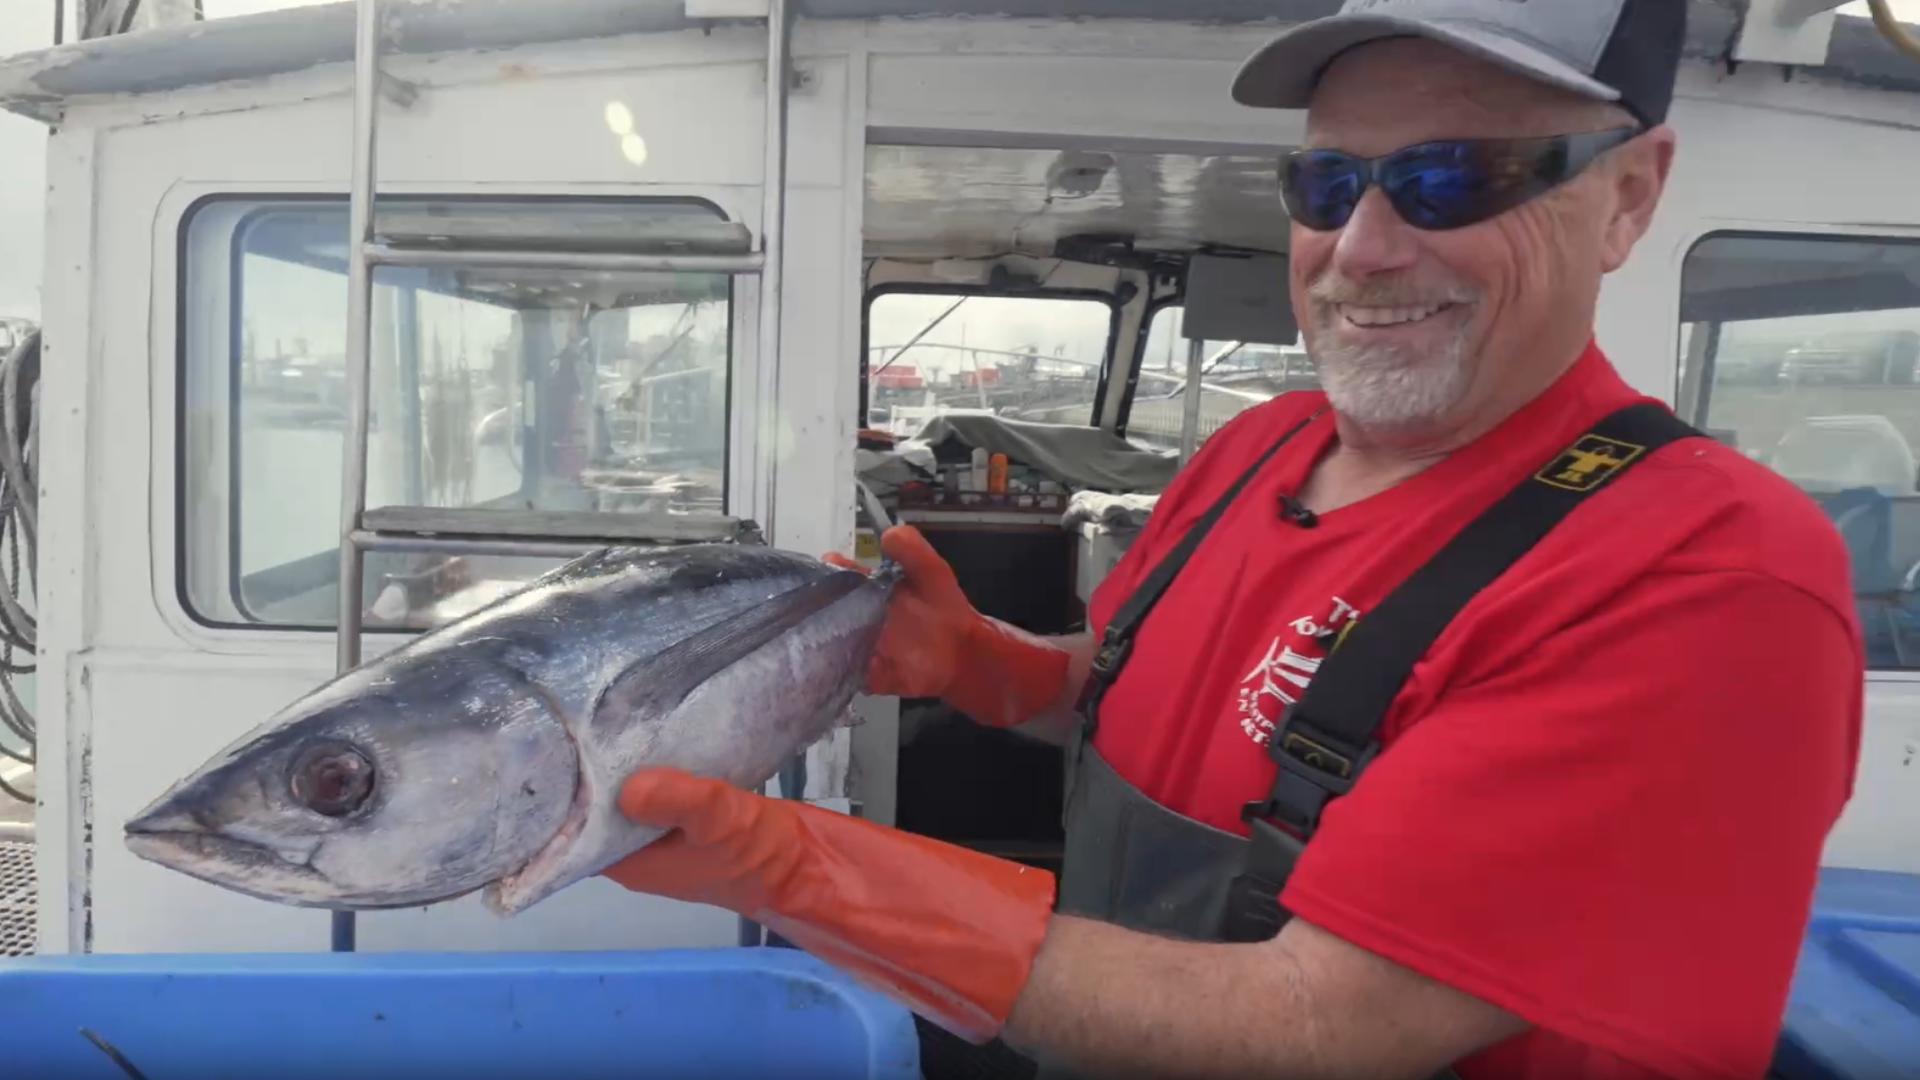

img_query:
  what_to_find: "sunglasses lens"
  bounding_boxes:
[1283,130,1624,232]
[1380,143,1497,230]
[1385,141,1558,230]
[1282,152,1366,231]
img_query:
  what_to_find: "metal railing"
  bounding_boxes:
[331,0,793,952]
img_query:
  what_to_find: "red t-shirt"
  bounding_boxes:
[1085,341,1863,1079]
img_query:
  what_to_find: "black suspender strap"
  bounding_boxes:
[1223,401,1703,946]
[1074,409,1326,736]
[1243,401,1705,839]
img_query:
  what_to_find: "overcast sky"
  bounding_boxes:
[1,0,1919,321]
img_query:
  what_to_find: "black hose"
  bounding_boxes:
[0,330,38,795]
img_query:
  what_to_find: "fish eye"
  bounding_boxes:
[290,743,375,818]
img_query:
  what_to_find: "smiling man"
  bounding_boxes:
[600,3,1865,1078]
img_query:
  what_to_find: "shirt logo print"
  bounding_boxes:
[1236,596,1360,746]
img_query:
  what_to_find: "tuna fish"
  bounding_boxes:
[123,540,899,915]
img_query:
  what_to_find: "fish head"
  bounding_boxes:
[124,657,579,910]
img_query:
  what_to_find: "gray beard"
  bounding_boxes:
[1312,333,1472,435]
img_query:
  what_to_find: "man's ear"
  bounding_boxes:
[1599,126,1677,274]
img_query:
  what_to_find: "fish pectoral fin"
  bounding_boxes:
[591,569,869,731]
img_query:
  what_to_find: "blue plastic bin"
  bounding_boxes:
[1774,867,1920,1079]
[0,946,922,1079]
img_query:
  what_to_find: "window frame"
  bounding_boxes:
[1114,294,1182,440]
[858,281,1125,431]
[1676,227,1920,427]
[1116,296,1313,447]
[1677,225,1920,679]
[175,190,739,634]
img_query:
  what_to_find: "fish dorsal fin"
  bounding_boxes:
[591,568,868,731]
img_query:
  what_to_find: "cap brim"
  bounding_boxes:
[1232,15,1622,111]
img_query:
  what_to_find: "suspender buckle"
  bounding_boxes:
[1274,720,1372,785]
[1221,817,1306,943]
[1074,629,1135,739]
[1242,707,1379,835]
[1089,631,1133,682]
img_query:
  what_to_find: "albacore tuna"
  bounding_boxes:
[124,542,899,915]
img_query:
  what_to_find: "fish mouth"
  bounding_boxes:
[124,798,339,907]
[123,827,342,908]
[124,826,448,911]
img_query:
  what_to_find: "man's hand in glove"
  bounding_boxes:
[599,768,1523,1078]
[599,767,1057,1045]
[825,525,1084,732]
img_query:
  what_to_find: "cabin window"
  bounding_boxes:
[862,290,1116,436]
[1122,305,1316,450]
[178,196,735,631]
[1679,231,1920,671]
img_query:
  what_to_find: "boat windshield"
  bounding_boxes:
[865,292,1114,437]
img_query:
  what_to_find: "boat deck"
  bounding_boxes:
[0,838,34,957]
[0,781,33,956]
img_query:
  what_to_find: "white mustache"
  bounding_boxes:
[1308,277,1477,308]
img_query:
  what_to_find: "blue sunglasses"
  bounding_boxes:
[1280,127,1642,232]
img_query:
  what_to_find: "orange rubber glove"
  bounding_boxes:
[601,768,1058,1044]
[826,525,1071,729]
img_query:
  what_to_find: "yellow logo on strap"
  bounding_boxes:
[1536,434,1647,492]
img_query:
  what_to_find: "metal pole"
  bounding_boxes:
[364,244,765,275]
[869,295,968,378]
[348,532,648,561]
[756,0,791,540]
[740,0,794,955]
[331,0,383,955]
[1179,337,1205,465]
[396,287,423,507]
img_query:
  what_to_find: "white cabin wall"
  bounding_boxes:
[768,53,868,801]
[867,51,1304,151]
[34,124,103,954]
[768,53,859,567]
[46,24,865,954]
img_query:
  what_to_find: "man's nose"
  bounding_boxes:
[1331,187,1420,279]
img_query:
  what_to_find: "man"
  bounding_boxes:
[600,2,1864,1077]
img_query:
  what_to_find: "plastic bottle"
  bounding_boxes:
[970,447,990,491]
[988,453,1009,494]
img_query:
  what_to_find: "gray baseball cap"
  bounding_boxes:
[1232,0,1687,127]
